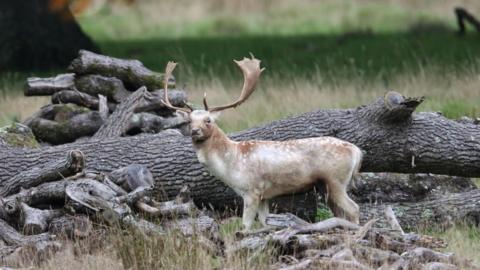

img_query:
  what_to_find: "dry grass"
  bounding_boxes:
[29,218,276,270]
[1,66,479,130]
[184,67,480,132]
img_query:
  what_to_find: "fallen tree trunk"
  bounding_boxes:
[360,189,480,229]
[1,92,479,212]
[350,173,476,203]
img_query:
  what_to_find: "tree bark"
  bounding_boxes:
[1,92,479,212]
[20,203,63,235]
[350,173,476,203]
[67,50,172,91]
[0,0,98,71]
[52,90,117,112]
[29,111,104,144]
[360,189,480,229]
[24,74,75,96]
[0,150,85,197]
[74,75,131,102]
[93,87,148,139]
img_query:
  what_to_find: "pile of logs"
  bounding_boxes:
[23,50,190,145]
[1,148,477,269]
[232,213,479,270]
[0,150,219,267]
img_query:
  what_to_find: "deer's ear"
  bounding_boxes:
[176,110,190,119]
[210,111,221,121]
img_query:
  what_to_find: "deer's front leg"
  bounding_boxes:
[242,195,259,231]
[258,199,269,227]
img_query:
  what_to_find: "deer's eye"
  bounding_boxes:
[205,118,211,124]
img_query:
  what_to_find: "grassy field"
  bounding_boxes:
[1,0,480,268]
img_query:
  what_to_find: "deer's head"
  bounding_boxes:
[162,55,264,143]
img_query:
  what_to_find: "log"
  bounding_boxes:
[0,219,52,246]
[1,180,70,214]
[20,203,63,235]
[92,87,148,139]
[23,103,90,125]
[0,150,84,197]
[136,200,197,218]
[67,50,174,91]
[24,74,75,96]
[74,74,130,102]
[127,112,188,135]
[52,90,116,112]
[2,92,480,215]
[360,189,480,229]
[350,173,476,203]
[134,89,188,115]
[29,111,104,145]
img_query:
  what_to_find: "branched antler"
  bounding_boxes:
[206,54,265,112]
[161,61,192,113]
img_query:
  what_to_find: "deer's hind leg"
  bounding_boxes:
[325,181,359,224]
[258,199,269,227]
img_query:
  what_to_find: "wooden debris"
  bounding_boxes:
[229,213,479,270]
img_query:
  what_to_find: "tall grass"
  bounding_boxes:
[2,65,478,129]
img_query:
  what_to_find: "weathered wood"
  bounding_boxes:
[360,189,480,229]
[1,180,69,215]
[128,112,188,135]
[98,94,109,120]
[29,111,104,145]
[350,173,476,203]
[24,74,75,96]
[134,89,188,115]
[2,92,480,216]
[24,103,89,126]
[92,87,148,139]
[52,90,116,112]
[65,178,129,219]
[20,203,63,235]
[136,200,197,218]
[0,150,84,197]
[68,50,174,91]
[108,164,154,191]
[74,74,130,102]
[0,219,52,246]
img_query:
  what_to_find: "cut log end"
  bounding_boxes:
[380,91,425,122]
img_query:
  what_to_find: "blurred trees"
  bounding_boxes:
[0,0,99,71]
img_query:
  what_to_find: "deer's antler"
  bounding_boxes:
[161,61,192,113]
[206,54,265,112]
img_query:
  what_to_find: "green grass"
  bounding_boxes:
[96,33,480,83]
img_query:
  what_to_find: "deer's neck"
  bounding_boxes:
[192,126,236,171]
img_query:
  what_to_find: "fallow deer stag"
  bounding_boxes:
[161,55,362,230]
